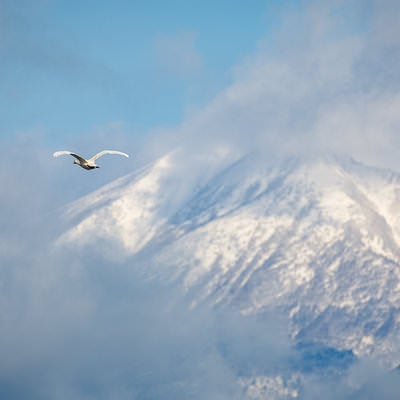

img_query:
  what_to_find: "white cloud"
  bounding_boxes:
[148,0,400,172]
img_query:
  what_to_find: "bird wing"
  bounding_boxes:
[53,151,87,164]
[88,150,130,162]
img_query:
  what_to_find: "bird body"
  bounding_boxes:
[53,150,129,170]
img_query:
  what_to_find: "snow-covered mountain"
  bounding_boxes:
[60,151,400,369]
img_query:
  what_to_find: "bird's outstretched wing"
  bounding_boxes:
[89,150,129,162]
[53,151,87,164]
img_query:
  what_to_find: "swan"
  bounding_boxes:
[53,150,129,170]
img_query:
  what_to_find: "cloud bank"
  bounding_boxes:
[145,0,400,172]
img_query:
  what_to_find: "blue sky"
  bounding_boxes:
[0,0,292,146]
[2,1,400,185]
[4,0,400,193]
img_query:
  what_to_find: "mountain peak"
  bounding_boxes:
[59,151,400,365]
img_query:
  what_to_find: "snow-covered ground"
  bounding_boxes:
[59,150,400,397]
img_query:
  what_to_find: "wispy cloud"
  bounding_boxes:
[153,31,204,78]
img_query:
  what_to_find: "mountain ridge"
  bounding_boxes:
[59,150,400,366]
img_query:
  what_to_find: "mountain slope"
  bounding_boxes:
[59,151,400,365]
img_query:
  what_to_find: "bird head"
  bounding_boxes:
[73,159,79,165]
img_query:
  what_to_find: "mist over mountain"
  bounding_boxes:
[2,1,400,398]
[54,149,400,398]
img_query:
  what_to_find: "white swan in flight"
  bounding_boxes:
[53,150,129,170]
